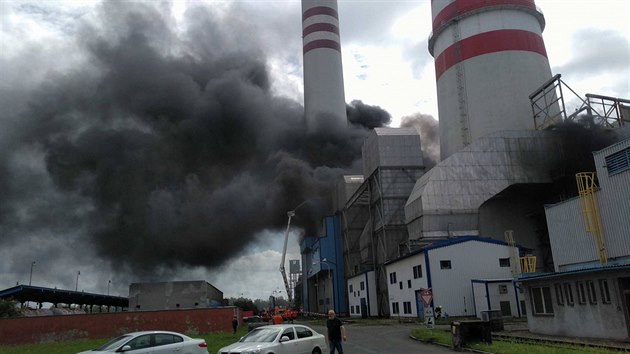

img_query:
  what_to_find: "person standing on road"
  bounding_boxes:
[326,310,346,354]
[232,316,238,334]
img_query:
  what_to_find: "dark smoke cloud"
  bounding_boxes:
[347,100,391,129]
[400,113,439,168]
[0,2,390,280]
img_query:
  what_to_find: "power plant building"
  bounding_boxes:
[521,137,630,340]
[429,0,555,160]
[302,0,347,133]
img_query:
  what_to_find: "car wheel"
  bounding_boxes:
[312,348,322,354]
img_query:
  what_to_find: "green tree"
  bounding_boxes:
[0,298,20,318]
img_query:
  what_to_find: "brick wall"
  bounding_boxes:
[0,307,241,345]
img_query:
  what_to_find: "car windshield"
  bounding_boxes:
[240,328,281,343]
[94,334,134,351]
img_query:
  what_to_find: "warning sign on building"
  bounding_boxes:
[419,288,433,307]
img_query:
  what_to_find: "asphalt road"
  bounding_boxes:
[310,323,453,354]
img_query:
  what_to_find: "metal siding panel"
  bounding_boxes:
[545,199,598,271]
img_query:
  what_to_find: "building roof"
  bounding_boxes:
[519,263,630,282]
[0,285,128,307]
[385,236,527,265]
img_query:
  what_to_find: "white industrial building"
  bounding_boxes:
[521,137,630,340]
[347,270,378,318]
[384,237,518,318]
[471,279,524,319]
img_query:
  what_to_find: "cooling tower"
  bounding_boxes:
[429,0,553,160]
[302,0,347,133]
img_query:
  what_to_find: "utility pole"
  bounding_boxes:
[75,271,80,291]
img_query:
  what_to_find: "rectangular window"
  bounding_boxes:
[440,260,452,269]
[413,265,423,278]
[564,283,574,305]
[531,286,554,315]
[500,301,512,316]
[576,281,587,304]
[587,280,597,304]
[499,284,508,294]
[499,258,511,267]
[356,305,360,314]
[389,272,397,284]
[554,283,564,305]
[349,284,353,292]
[403,301,412,314]
[408,280,412,288]
[605,147,630,176]
[360,281,365,290]
[392,302,399,314]
[399,281,403,290]
[599,279,611,303]
[350,306,354,314]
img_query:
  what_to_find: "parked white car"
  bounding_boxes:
[77,330,209,354]
[218,324,326,354]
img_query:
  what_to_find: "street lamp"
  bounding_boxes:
[75,271,80,291]
[29,261,36,286]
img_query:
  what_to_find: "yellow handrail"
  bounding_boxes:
[576,172,608,265]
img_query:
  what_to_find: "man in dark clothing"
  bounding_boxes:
[232,316,238,334]
[326,310,346,354]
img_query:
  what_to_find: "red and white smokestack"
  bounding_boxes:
[302,0,347,133]
[429,0,554,160]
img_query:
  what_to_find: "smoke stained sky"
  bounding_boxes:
[1,0,628,300]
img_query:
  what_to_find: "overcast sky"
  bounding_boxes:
[0,0,628,302]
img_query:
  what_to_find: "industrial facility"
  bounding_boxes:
[298,0,630,340]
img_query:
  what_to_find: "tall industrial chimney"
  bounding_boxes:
[302,0,347,133]
[429,0,554,160]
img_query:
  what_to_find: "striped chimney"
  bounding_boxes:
[302,0,347,133]
[429,0,553,160]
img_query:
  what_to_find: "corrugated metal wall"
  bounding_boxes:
[545,138,630,271]
[594,139,630,258]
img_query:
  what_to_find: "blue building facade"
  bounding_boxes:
[301,214,347,315]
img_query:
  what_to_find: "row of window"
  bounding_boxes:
[554,279,611,306]
[348,281,365,297]
[531,278,611,315]
[350,305,361,314]
[391,301,413,314]
[387,258,511,287]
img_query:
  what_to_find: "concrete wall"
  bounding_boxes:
[129,281,223,311]
[0,307,239,345]
[523,271,629,340]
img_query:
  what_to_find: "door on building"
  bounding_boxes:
[360,298,368,318]
[618,277,630,336]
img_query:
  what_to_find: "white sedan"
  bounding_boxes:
[77,330,209,354]
[218,324,326,354]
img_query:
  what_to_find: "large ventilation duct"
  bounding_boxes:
[302,0,347,133]
[429,0,554,160]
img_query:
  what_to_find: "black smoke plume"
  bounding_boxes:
[0,2,390,279]
[401,113,440,168]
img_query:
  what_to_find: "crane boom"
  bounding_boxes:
[279,210,295,306]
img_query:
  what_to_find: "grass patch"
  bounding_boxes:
[411,327,622,354]
[0,328,249,354]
